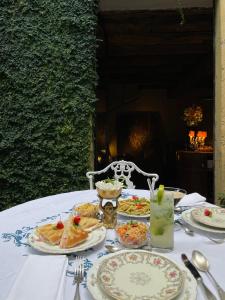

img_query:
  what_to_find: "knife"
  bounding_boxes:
[181,254,217,300]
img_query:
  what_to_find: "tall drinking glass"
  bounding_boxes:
[150,191,174,250]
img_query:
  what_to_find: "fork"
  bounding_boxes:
[73,256,84,300]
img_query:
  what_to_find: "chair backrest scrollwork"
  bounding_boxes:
[86,160,159,191]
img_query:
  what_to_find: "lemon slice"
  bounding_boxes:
[157,184,164,205]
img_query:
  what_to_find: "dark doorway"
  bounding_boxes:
[95,7,214,196]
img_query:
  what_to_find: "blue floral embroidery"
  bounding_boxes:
[121,192,132,198]
[1,210,72,246]
[105,238,118,245]
[1,226,34,247]
[97,251,108,259]
[67,257,94,288]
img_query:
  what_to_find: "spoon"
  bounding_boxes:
[105,244,152,253]
[175,219,194,236]
[192,250,225,300]
[105,245,123,253]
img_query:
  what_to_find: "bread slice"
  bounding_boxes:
[36,224,64,245]
[59,217,88,249]
[79,217,102,232]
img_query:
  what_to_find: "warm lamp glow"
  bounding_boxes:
[202,131,207,138]
[189,130,195,137]
[188,130,207,150]
[197,131,207,138]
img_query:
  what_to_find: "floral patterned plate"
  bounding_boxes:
[191,207,225,229]
[87,250,196,300]
[96,251,184,300]
[28,226,106,254]
[182,209,225,234]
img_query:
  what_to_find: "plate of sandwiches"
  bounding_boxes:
[28,215,106,254]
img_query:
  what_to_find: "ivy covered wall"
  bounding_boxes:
[0,0,98,210]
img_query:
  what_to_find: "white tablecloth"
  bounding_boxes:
[0,189,224,300]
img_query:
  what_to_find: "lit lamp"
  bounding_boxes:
[197,131,207,147]
[189,130,195,139]
[188,130,195,148]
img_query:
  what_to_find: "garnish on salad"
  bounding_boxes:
[204,208,212,217]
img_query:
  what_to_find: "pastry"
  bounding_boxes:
[36,223,64,245]
[79,216,102,232]
[59,217,88,248]
[74,203,99,218]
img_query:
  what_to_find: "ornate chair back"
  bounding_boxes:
[86,160,159,192]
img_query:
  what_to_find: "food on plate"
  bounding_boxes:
[60,216,88,248]
[116,221,148,248]
[74,203,99,218]
[204,208,212,217]
[56,221,64,229]
[36,223,64,245]
[79,216,102,232]
[95,178,123,199]
[118,196,150,215]
[35,215,103,248]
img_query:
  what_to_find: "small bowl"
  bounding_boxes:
[96,187,122,199]
[163,187,187,206]
[116,221,149,249]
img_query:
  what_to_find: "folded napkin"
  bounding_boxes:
[6,255,68,300]
[176,192,206,207]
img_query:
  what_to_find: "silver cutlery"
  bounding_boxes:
[192,250,225,300]
[206,237,225,244]
[73,256,84,300]
[105,245,123,253]
[175,220,225,243]
[175,219,194,236]
[174,204,206,214]
[181,253,217,300]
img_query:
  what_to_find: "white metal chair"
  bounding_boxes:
[86,160,159,192]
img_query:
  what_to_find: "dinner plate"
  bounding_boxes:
[28,226,106,254]
[182,209,225,234]
[87,250,197,300]
[191,207,225,229]
[117,197,150,218]
[96,251,183,300]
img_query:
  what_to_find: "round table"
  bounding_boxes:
[0,189,224,300]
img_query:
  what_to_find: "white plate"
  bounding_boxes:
[182,209,225,234]
[28,226,106,254]
[87,250,197,300]
[191,207,225,229]
[117,197,150,218]
[97,251,183,300]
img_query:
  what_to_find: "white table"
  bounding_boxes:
[0,189,224,300]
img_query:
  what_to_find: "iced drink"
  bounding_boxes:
[150,187,174,250]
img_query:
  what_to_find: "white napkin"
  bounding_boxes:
[6,255,68,300]
[176,192,206,207]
